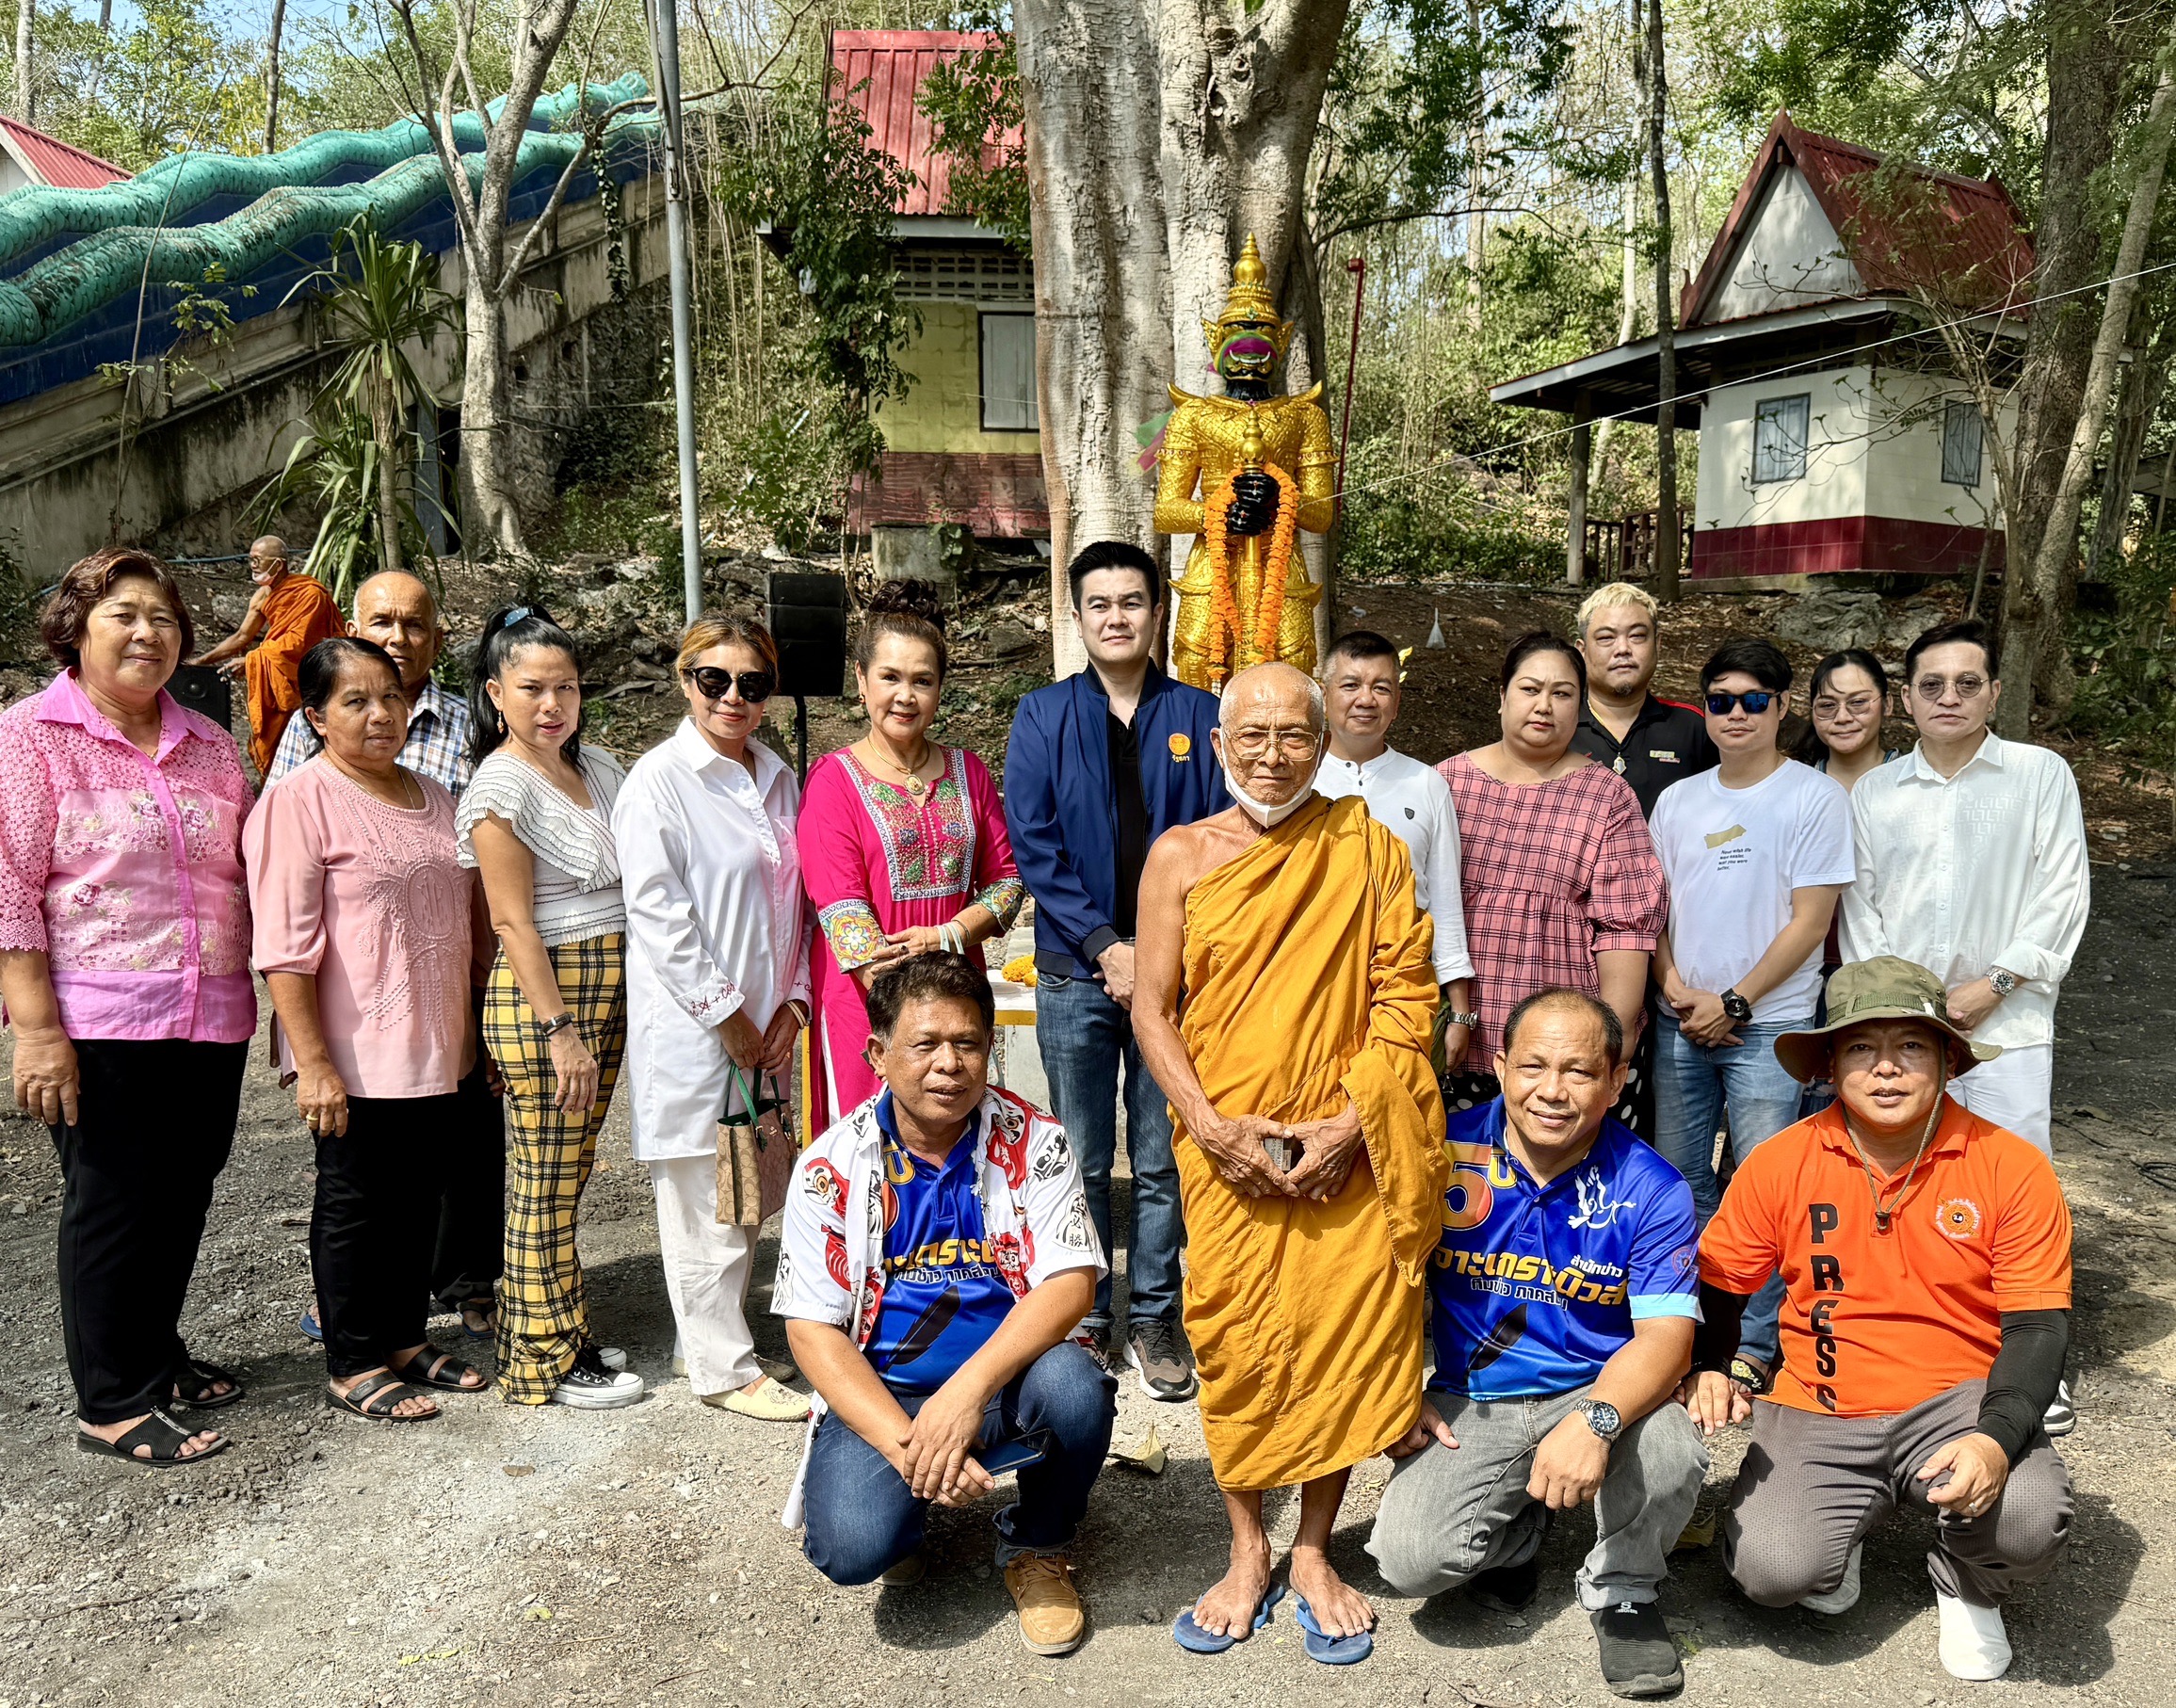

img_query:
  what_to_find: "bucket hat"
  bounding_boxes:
[1773,957,2002,1085]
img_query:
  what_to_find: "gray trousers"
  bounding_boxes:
[1366,1386,1709,1610]
[1722,1380,2071,1609]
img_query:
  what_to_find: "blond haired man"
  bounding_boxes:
[1570,582,1717,818]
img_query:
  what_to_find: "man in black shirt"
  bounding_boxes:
[1569,582,1717,818]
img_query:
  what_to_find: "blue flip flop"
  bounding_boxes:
[299,1306,324,1345]
[1173,1580,1285,1653]
[1293,1594,1374,1666]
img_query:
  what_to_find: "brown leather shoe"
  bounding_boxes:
[1005,1554,1087,1655]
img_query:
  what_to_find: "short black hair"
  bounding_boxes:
[866,952,995,1042]
[1500,988,1625,1066]
[1903,617,1997,683]
[1500,629,1586,693]
[1067,540,1164,611]
[299,636,399,714]
[1700,636,1793,694]
[1793,648,1891,765]
[1323,630,1399,671]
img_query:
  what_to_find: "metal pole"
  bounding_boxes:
[651,0,703,623]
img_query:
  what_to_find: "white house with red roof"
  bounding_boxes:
[1493,112,2033,584]
[0,120,128,196]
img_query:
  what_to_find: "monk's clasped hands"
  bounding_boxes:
[1284,1100,1365,1200]
[1194,1107,1302,1197]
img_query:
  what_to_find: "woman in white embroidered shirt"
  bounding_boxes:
[614,614,813,1423]
[459,606,641,1410]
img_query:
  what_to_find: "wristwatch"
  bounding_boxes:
[1445,1010,1482,1029]
[1988,968,2022,998]
[539,1012,576,1039]
[1575,1399,1623,1443]
[1720,990,1754,1024]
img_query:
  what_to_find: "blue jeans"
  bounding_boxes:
[1650,1008,1799,1372]
[800,1342,1118,1585]
[1036,974,1184,1329]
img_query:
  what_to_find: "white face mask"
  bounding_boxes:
[1220,759,1317,828]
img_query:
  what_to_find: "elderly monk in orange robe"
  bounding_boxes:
[1135,661,1447,1656]
[191,536,345,777]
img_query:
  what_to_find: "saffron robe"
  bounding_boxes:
[244,572,345,777]
[1173,793,1448,1490]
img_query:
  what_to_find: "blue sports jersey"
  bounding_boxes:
[864,1092,1020,1395]
[1429,1100,1700,1401]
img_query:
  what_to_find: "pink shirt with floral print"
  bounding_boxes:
[0,670,256,1043]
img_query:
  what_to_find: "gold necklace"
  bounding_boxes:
[862,736,936,798]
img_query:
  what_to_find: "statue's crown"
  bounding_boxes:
[1204,234,1295,358]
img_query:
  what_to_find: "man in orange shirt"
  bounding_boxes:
[1685,957,2071,1684]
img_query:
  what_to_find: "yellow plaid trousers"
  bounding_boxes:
[484,932,627,1405]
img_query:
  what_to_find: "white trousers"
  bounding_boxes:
[649,1155,761,1395]
[1951,1041,2055,1158]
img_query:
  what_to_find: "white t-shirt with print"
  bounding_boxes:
[1650,758,1855,1024]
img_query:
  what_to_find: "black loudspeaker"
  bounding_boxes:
[167,663,233,731]
[767,572,848,699]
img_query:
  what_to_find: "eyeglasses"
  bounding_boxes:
[1227,728,1320,759]
[1812,693,1881,717]
[1912,673,1989,701]
[685,666,777,703]
[1704,691,1779,717]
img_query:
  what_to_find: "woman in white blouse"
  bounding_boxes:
[613,615,812,1422]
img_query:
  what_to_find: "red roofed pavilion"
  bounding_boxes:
[0,120,129,195]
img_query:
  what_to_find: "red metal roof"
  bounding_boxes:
[0,118,129,190]
[1682,111,2033,327]
[830,29,1017,218]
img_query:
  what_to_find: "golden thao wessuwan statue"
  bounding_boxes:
[1155,234,1338,689]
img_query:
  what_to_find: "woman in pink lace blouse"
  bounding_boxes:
[798,583,1023,1135]
[0,549,254,1468]
[246,638,492,1425]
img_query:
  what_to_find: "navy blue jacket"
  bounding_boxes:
[1004,663,1230,979]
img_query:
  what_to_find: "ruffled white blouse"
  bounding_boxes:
[455,746,628,945]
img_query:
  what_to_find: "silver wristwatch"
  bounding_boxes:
[1446,1010,1482,1028]
[1575,1399,1623,1442]
[1988,968,2022,998]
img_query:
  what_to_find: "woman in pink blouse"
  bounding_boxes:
[246,638,491,1424]
[799,582,1023,1135]
[0,549,254,1467]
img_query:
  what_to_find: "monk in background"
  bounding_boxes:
[1135,662,1447,1662]
[191,536,345,777]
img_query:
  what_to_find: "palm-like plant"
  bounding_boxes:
[256,403,427,605]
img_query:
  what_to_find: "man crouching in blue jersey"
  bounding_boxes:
[1367,990,1708,1700]
[776,953,1116,1656]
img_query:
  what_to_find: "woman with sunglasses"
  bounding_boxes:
[612,615,812,1423]
[798,580,1024,1134]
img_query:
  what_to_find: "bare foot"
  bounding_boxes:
[1191,1536,1274,1640]
[81,1412,222,1459]
[1288,1544,1374,1638]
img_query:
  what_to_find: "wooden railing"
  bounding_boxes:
[1583,508,1695,582]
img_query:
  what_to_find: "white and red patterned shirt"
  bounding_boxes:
[0,670,256,1042]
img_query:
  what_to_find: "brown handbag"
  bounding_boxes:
[717,1067,793,1226]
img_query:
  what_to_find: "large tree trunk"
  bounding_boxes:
[265,0,287,154]
[459,273,526,562]
[13,0,31,124]
[2085,323,2168,584]
[1018,0,1346,675]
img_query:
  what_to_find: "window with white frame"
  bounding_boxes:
[980,312,1039,432]
[1942,399,1984,487]
[1751,394,1811,484]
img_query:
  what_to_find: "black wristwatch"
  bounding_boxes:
[1575,1399,1623,1442]
[539,1012,576,1039]
[1721,990,1754,1024]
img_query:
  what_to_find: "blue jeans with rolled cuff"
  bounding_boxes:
[800,1341,1118,1585]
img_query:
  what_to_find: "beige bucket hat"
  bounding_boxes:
[1774,956,2003,1085]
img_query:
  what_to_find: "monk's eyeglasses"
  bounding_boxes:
[1228,728,1321,758]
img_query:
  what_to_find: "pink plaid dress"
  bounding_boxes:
[1438,752,1667,1072]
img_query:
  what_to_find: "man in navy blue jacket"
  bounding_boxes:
[1005,541,1229,1399]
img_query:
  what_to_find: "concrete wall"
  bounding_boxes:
[1701,167,1865,324]
[878,301,1043,456]
[1698,365,1871,532]
[0,171,670,585]
[1861,367,2003,530]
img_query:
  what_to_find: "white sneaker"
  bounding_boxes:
[2042,1379,2076,1437]
[1937,1591,2012,1680]
[1797,1542,1862,1615]
[549,1349,645,1409]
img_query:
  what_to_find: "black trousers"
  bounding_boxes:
[427,1057,506,1311]
[314,1093,460,1378]
[51,1039,247,1425]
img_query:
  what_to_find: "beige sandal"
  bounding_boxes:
[704,1375,810,1421]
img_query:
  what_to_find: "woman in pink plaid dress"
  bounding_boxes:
[1437,631,1668,1130]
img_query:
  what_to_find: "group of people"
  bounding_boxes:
[0,538,2087,1692]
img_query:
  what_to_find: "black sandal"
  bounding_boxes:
[172,1358,247,1410]
[390,1348,484,1393]
[76,1409,230,1467]
[329,1372,439,1422]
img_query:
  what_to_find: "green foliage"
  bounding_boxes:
[30,0,264,169]
[254,404,423,604]
[915,17,1030,252]
[297,220,455,440]
[98,263,256,395]
[2069,532,2176,749]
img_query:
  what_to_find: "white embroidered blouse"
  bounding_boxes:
[455,746,628,945]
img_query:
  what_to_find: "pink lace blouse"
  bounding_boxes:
[0,671,256,1043]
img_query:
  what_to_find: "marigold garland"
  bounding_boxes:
[1199,461,1299,683]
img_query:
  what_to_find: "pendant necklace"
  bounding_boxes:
[865,738,933,798]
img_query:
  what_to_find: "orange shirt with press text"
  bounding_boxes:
[1699,1098,2071,1418]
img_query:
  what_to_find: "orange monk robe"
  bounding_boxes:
[244,572,345,776]
[1173,793,1449,1491]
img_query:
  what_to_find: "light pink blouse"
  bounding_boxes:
[0,671,255,1043]
[244,760,478,1099]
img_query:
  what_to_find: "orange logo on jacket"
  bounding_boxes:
[1169,733,1192,761]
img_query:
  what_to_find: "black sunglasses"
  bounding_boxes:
[685,666,776,703]
[1705,690,1779,717]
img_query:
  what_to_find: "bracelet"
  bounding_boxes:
[784,999,810,1028]
[539,1012,576,1039]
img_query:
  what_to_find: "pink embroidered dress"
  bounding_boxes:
[0,671,255,1042]
[798,745,1024,1133]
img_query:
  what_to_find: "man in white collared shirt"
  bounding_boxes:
[1314,631,1479,1065]
[1840,618,2090,1160]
